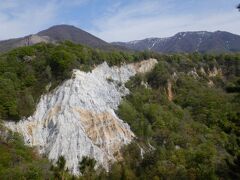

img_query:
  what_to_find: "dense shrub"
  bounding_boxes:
[0,125,53,179]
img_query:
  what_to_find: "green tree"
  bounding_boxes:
[78,156,96,176]
[53,156,67,180]
[48,50,75,77]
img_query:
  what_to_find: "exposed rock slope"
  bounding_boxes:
[0,35,52,52]
[5,59,157,175]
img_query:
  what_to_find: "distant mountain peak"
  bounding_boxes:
[0,24,123,52]
[48,24,77,28]
[175,31,209,36]
[37,24,108,47]
[113,31,240,53]
[37,24,88,35]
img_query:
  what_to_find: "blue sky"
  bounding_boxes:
[0,0,239,41]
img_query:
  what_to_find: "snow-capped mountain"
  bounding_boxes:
[112,31,240,53]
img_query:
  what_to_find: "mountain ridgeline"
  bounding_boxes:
[37,25,110,48]
[1,25,240,53]
[0,25,125,52]
[112,31,240,53]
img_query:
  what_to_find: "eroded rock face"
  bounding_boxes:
[18,35,52,47]
[167,80,173,101]
[5,59,157,175]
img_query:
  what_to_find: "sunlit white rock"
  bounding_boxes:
[5,59,157,175]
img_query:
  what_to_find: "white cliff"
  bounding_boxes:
[5,59,157,175]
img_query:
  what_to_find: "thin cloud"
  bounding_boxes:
[0,0,239,42]
[0,1,56,40]
[90,0,240,42]
[0,0,87,40]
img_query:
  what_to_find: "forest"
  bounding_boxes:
[0,42,239,179]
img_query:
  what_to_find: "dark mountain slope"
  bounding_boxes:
[112,31,240,53]
[0,25,124,52]
[37,25,109,48]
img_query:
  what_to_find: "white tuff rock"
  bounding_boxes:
[5,59,157,175]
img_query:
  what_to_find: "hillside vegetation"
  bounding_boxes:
[0,124,54,179]
[113,55,240,179]
[0,41,145,121]
[0,42,239,179]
